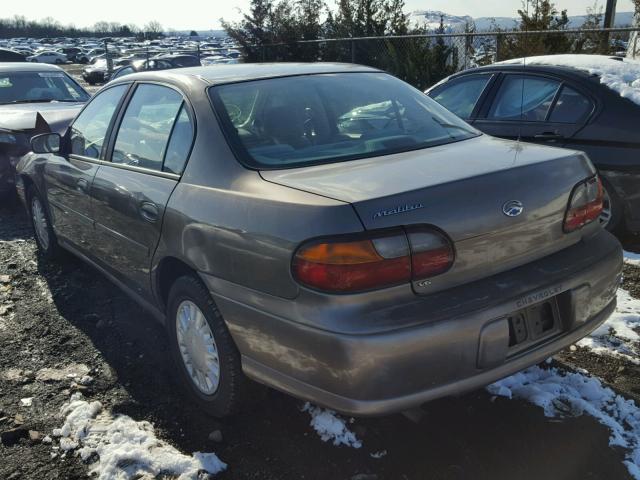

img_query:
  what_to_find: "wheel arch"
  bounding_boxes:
[154,255,203,312]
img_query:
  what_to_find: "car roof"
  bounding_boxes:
[0,62,64,72]
[114,62,382,86]
[456,62,600,82]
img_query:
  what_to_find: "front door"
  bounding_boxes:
[44,84,128,253]
[89,83,194,300]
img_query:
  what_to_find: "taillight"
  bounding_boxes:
[292,228,454,293]
[563,176,604,233]
[407,228,455,279]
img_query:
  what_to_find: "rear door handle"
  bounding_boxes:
[534,132,564,141]
[140,202,159,223]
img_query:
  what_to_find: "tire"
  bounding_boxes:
[600,178,623,233]
[55,59,62,64]
[27,186,60,260]
[166,275,248,417]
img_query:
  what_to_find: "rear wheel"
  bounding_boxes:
[28,187,59,259]
[166,275,248,417]
[600,179,622,232]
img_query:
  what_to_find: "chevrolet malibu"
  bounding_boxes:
[16,64,622,417]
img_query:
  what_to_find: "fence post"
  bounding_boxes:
[351,39,355,63]
[495,33,502,62]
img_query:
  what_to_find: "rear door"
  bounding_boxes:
[89,82,195,300]
[44,84,129,254]
[474,72,591,146]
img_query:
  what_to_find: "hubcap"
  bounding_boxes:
[176,300,220,395]
[31,197,50,251]
[600,187,612,228]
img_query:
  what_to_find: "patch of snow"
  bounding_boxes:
[53,392,226,479]
[488,365,640,479]
[301,403,362,448]
[499,55,640,106]
[577,288,640,364]
[625,251,640,266]
[20,397,33,407]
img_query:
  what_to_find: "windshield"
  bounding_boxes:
[210,72,480,169]
[0,71,89,105]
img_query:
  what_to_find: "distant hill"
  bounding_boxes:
[410,10,636,33]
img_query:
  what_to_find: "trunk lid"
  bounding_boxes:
[261,135,597,295]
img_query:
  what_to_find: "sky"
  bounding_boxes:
[3,0,636,31]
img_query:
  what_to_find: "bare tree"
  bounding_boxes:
[144,20,164,39]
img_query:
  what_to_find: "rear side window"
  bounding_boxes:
[70,85,127,158]
[431,74,492,119]
[549,86,593,123]
[488,75,561,122]
[112,84,184,171]
[163,105,194,174]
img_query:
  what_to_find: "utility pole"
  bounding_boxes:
[601,0,617,53]
[628,2,640,59]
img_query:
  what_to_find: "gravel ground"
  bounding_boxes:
[1,196,639,480]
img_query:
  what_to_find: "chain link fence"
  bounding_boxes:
[254,27,640,90]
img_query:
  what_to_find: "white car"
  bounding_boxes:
[26,51,67,64]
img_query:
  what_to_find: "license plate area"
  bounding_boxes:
[507,298,562,355]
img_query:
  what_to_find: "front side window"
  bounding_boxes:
[0,71,89,105]
[70,85,127,158]
[112,84,184,171]
[431,74,492,119]
[211,73,479,169]
[488,75,561,122]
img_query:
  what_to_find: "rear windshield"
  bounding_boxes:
[210,72,480,169]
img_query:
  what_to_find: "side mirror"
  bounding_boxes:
[31,133,61,154]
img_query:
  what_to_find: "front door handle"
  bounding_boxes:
[534,132,564,141]
[140,201,159,223]
[77,178,89,192]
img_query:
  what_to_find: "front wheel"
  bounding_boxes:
[28,187,60,259]
[54,59,62,64]
[166,275,248,417]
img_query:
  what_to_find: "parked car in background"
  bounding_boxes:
[0,48,26,62]
[105,54,201,82]
[26,51,68,64]
[0,63,89,198]
[59,47,83,63]
[77,48,104,64]
[82,58,132,85]
[17,64,621,417]
[426,55,640,233]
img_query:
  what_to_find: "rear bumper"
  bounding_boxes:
[202,229,622,416]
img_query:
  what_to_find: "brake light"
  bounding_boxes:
[563,176,604,233]
[292,228,454,293]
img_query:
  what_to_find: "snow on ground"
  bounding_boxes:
[52,392,226,480]
[626,251,640,266]
[499,55,640,106]
[577,288,640,364]
[488,365,640,479]
[301,403,362,448]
